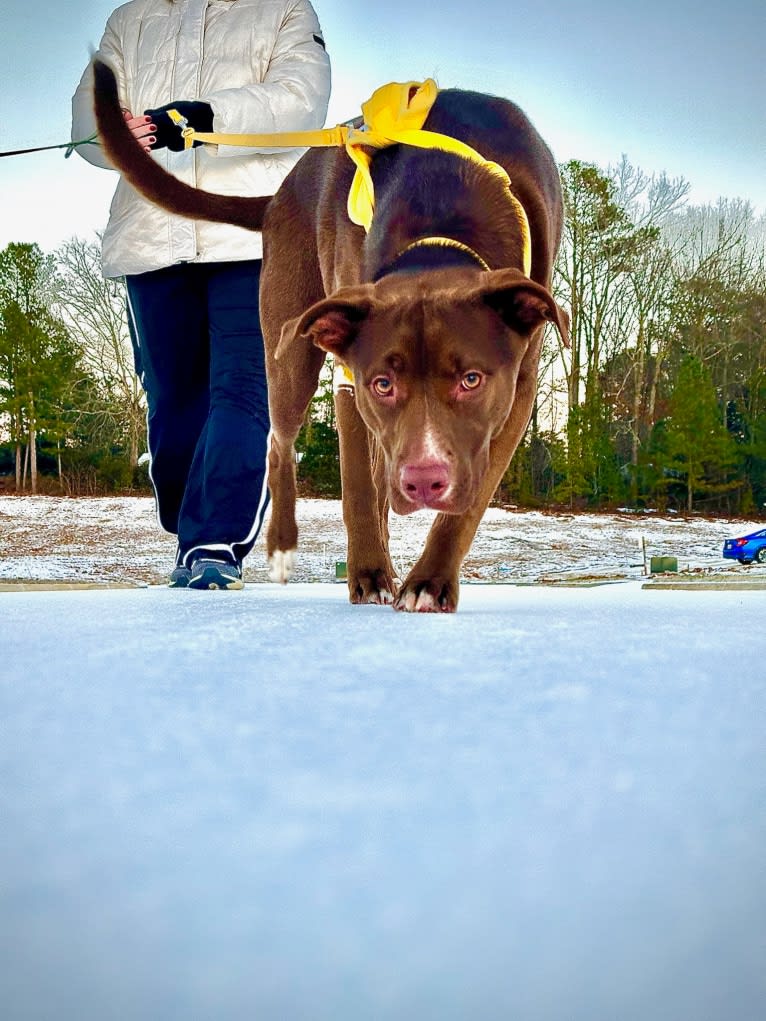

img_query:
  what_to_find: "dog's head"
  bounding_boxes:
[278,267,569,516]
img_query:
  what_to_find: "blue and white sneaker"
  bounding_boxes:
[188,555,244,591]
[168,563,193,588]
[168,548,192,588]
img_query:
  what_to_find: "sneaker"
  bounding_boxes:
[168,563,192,588]
[188,556,244,591]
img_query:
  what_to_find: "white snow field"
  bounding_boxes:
[1,569,765,1019]
[0,494,763,586]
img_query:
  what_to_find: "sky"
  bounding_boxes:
[0,0,764,255]
[2,577,766,1016]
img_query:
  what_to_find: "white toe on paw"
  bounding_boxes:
[415,590,439,612]
[268,549,295,583]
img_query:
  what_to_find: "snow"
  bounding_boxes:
[0,495,760,585]
[1,498,765,1019]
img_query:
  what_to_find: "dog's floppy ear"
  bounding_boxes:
[475,269,570,348]
[276,285,378,360]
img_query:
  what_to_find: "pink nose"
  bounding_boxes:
[400,462,451,505]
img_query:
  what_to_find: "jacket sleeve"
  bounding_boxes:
[71,11,129,171]
[202,0,332,158]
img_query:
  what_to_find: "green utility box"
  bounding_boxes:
[335,561,348,582]
[650,556,678,574]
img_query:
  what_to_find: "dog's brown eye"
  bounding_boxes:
[372,376,394,397]
[461,371,483,390]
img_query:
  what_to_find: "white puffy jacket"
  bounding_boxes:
[72,0,331,278]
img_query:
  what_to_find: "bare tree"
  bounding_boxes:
[54,237,146,467]
[665,201,763,404]
[610,155,690,228]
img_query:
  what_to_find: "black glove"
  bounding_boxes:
[143,100,214,151]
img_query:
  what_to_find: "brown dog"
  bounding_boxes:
[93,61,568,612]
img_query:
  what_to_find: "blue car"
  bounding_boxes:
[722,527,766,565]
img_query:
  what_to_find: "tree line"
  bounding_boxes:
[0,239,144,494]
[1,157,765,515]
[521,159,766,515]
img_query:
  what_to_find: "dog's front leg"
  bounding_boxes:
[265,343,326,583]
[393,478,500,613]
[394,362,540,613]
[335,388,397,604]
[266,432,300,582]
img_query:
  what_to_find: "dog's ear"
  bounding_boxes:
[276,285,377,360]
[475,269,570,348]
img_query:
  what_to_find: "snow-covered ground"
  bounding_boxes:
[0,494,762,585]
[1,497,765,1019]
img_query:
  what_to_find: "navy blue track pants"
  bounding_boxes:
[126,260,270,567]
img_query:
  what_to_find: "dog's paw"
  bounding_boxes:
[268,548,295,584]
[348,568,396,606]
[393,574,459,613]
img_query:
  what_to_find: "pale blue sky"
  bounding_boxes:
[1,0,764,252]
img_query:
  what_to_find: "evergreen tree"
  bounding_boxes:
[654,356,738,512]
[559,391,625,508]
[0,243,82,491]
[296,360,341,497]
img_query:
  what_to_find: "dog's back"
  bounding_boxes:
[274,88,562,292]
[424,89,562,270]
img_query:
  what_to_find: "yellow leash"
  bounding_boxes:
[168,80,532,276]
[169,117,353,152]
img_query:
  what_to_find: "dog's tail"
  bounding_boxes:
[92,59,271,231]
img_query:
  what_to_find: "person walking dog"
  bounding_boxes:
[72,0,331,589]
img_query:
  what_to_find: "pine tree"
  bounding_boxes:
[656,356,738,512]
[0,243,81,491]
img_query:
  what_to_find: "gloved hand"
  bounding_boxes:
[143,100,214,151]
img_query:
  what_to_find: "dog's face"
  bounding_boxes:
[279,268,569,516]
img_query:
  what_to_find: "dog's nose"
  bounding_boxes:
[400,462,451,506]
